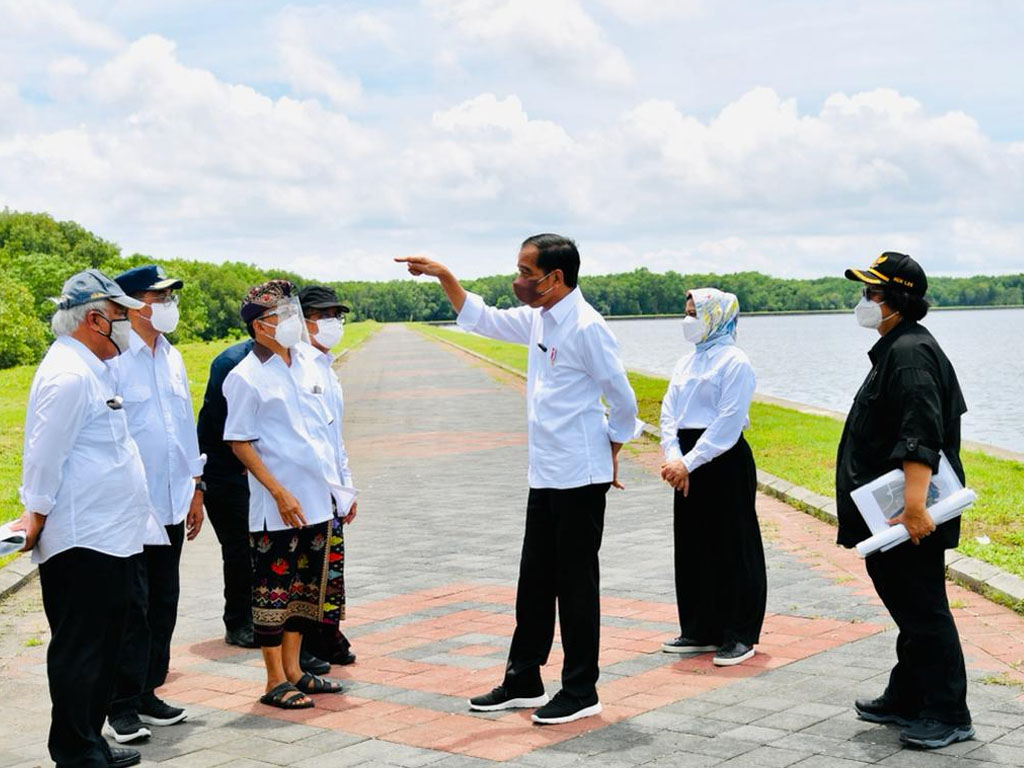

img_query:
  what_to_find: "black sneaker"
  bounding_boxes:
[106,746,141,768]
[468,684,549,712]
[662,636,717,654]
[532,690,602,725]
[854,697,915,727]
[900,718,975,749]
[225,625,257,648]
[138,694,188,726]
[103,714,151,744]
[299,649,331,675]
[713,641,755,666]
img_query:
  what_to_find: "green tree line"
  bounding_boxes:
[2,209,1023,368]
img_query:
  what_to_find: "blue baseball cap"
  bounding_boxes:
[114,264,184,295]
[54,269,145,311]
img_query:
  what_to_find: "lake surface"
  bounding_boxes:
[607,309,1024,454]
[444,307,1024,453]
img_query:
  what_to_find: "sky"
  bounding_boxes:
[2,0,1023,281]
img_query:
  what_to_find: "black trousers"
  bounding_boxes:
[503,483,609,700]
[204,478,253,632]
[110,523,185,716]
[39,548,131,768]
[673,430,766,647]
[865,535,971,724]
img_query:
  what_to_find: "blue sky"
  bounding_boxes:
[2,0,1022,281]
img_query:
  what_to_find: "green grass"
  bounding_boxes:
[414,323,1024,579]
[0,321,381,529]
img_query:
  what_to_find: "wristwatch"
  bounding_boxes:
[195,480,207,493]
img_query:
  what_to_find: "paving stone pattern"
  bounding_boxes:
[2,325,1024,767]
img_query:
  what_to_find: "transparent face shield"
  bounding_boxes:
[257,295,311,347]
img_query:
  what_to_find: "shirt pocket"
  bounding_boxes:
[121,385,152,431]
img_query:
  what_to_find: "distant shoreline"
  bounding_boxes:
[423,304,1024,325]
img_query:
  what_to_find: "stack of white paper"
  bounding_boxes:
[855,488,977,557]
[0,522,26,557]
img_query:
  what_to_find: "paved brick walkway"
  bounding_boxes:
[3,324,1024,767]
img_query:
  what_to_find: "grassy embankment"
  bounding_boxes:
[414,324,1024,580]
[0,321,380,544]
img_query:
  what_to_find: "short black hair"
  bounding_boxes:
[522,233,580,288]
[883,285,930,322]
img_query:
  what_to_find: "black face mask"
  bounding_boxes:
[512,271,556,305]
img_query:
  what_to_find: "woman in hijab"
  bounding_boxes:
[659,288,767,666]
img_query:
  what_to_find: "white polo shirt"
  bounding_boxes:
[109,331,206,527]
[302,346,353,487]
[457,288,639,489]
[222,341,346,532]
[19,337,153,564]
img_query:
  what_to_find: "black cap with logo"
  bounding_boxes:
[845,252,928,297]
[298,285,350,314]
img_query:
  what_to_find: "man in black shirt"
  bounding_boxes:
[197,340,256,647]
[837,253,972,750]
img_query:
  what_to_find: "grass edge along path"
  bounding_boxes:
[0,321,381,540]
[413,323,1024,582]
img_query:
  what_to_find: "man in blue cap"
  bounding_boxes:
[14,270,150,768]
[102,265,205,743]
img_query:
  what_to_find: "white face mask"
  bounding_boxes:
[313,317,344,349]
[271,314,303,348]
[96,312,131,354]
[149,301,180,334]
[855,296,887,329]
[682,315,705,343]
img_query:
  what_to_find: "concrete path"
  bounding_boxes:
[3,324,1024,768]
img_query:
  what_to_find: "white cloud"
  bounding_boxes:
[596,0,701,24]
[0,0,123,50]
[426,0,634,86]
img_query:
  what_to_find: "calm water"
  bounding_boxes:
[608,309,1024,454]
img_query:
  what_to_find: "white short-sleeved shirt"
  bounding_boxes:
[303,347,353,487]
[20,337,153,564]
[223,342,347,532]
[109,331,206,527]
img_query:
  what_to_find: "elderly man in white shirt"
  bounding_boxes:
[223,279,349,711]
[297,285,358,667]
[397,233,639,725]
[15,269,149,768]
[99,265,206,743]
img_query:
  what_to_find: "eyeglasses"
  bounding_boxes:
[142,293,179,306]
[862,286,885,301]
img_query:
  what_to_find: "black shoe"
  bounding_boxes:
[662,636,717,654]
[103,715,151,744]
[330,650,357,666]
[225,625,257,648]
[531,690,602,725]
[138,693,188,726]
[900,718,975,749]
[468,684,549,712]
[106,747,141,768]
[854,697,915,727]
[300,649,331,676]
[713,641,755,666]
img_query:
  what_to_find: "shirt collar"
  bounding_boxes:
[868,319,915,365]
[542,287,583,326]
[58,336,109,379]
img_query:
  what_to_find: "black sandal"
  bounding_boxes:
[259,682,314,709]
[295,672,344,695]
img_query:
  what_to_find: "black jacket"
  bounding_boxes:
[196,339,254,486]
[835,320,967,548]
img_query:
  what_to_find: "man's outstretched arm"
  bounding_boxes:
[395,256,467,312]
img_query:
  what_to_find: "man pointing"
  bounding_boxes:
[397,233,639,725]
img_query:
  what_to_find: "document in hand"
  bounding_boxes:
[0,521,27,557]
[853,453,977,558]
